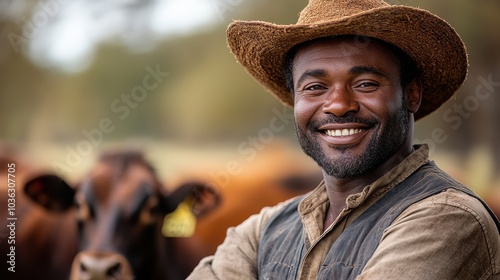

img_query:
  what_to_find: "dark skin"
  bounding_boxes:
[291,38,422,230]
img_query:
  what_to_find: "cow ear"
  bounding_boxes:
[161,182,221,218]
[24,174,76,212]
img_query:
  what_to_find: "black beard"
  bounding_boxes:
[295,105,409,178]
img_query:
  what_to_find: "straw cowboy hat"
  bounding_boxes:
[226,0,468,120]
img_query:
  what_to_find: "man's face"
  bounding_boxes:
[292,37,410,178]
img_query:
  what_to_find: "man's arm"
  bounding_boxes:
[187,201,290,280]
[357,189,500,280]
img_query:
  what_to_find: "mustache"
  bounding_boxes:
[308,114,378,129]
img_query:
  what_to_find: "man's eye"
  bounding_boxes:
[359,82,379,88]
[355,82,380,91]
[303,84,327,91]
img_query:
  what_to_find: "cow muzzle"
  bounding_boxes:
[70,251,134,280]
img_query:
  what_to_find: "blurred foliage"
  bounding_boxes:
[0,0,499,191]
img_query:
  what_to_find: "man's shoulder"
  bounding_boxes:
[412,162,500,229]
[404,188,500,239]
[401,188,500,275]
[419,188,490,212]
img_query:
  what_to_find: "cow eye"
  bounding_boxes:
[130,183,160,222]
[147,197,160,216]
[136,196,160,225]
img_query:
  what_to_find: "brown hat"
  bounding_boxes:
[226,0,468,120]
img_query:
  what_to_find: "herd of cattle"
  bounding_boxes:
[0,143,323,280]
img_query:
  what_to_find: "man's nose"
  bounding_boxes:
[321,87,360,117]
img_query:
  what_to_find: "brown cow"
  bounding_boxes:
[0,143,78,280]
[23,150,220,280]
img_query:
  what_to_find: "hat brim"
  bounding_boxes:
[226,6,468,120]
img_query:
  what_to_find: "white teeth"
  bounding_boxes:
[325,128,363,137]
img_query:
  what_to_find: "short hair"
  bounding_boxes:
[283,35,420,95]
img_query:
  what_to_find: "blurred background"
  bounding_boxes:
[0,0,499,200]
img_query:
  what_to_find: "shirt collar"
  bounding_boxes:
[299,144,431,214]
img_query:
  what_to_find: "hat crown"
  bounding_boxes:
[298,0,389,24]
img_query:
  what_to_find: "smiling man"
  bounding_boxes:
[290,36,423,228]
[188,0,500,279]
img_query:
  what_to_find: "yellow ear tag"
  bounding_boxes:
[162,198,196,238]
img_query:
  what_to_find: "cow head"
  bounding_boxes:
[24,151,220,280]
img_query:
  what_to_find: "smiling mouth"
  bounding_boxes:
[324,128,365,137]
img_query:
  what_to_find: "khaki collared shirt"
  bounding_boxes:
[188,145,500,279]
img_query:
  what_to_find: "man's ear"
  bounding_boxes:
[405,78,423,114]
